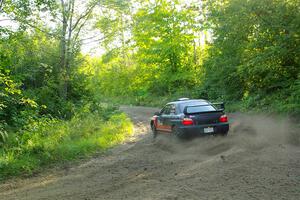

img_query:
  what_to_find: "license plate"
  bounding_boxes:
[204,127,214,133]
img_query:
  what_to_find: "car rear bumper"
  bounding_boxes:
[179,123,229,136]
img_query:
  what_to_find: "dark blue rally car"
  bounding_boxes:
[150,98,229,138]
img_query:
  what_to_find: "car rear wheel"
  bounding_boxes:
[220,131,228,136]
[172,126,185,139]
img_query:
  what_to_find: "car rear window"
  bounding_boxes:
[179,101,216,113]
[185,105,216,113]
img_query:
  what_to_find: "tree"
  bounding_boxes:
[58,0,99,100]
[133,0,199,94]
[202,0,300,111]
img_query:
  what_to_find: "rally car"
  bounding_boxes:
[150,98,229,138]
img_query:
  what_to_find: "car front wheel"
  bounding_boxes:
[151,123,158,138]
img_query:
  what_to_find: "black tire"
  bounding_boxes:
[220,131,228,136]
[151,123,158,138]
[172,126,185,139]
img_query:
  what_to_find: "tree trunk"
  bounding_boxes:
[59,0,68,100]
[64,0,75,100]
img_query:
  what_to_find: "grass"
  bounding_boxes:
[0,112,133,180]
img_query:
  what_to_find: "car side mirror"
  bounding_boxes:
[154,111,161,116]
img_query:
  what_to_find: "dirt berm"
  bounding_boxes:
[0,106,299,200]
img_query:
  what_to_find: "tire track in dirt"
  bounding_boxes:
[0,106,299,200]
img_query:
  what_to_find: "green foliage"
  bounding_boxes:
[201,0,300,113]
[92,0,300,116]
[0,66,39,129]
[0,109,133,179]
[132,0,199,94]
[98,113,133,148]
[0,123,8,145]
[1,0,57,18]
[92,0,202,101]
[0,29,93,118]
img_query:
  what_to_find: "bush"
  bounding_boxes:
[0,110,133,180]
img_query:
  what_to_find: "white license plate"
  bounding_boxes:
[204,127,214,133]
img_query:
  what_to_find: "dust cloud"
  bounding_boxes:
[153,113,299,162]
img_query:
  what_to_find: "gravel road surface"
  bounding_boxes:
[0,106,299,200]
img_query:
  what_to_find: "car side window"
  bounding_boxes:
[160,106,165,114]
[170,104,176,115]
[161,105,171,115]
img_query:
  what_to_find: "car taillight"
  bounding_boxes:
[219,115,228,123]
[182,118,194,126]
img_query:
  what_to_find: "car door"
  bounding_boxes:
[162,104,177,132]
[156,105,171,132]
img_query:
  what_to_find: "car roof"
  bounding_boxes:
[167,99,208,105]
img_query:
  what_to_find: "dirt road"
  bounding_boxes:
[0,106,299,200]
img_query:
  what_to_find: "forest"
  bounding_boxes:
[0,0,299,179]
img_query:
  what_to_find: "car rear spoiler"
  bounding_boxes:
[183,102,225,115]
